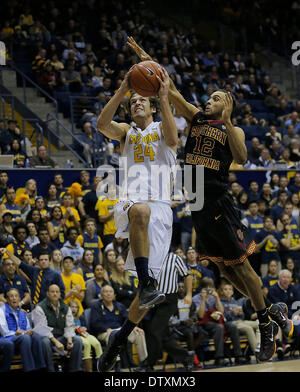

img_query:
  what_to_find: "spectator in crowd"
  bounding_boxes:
[104,237,129,259]
[69,300,102,372]
[282,124,298,147]
[84,264,109,308]
[252,148,274,169]
[254,216,281,277]
[26,209,43,229]
[278,148,296,169]
[53,173,68,199]
[286,257,300,286]
[220,283,260,358]
[267,269,300,319]
[0,212,15,246]
[61,227,84,266]
[38,64,59,98]
[6,120,23,142]
[61,256,86,316]
[192,278,246,366]
[276,202,298,231]
[60,193,81,230]
[242,201,264,239]
[109,256,138,309]
[4,249,65,304]
[169,281,208,369]
[289,173,300,195]
[76,218,103,265]
[1,187,23,223]
[186,247,212,295]
[0,123,13,154]
[61,61,82,92]
[0,171,9,201]
[45,184,61,211]
[262,260,279,296]
[31,226,56,260]
[50,249,63,273]
[3,223,30,258]
[89,284,148,366]
[0,288,46,372]
[76,249,95,282]
[264,125,282,149]
[29,145,59,168]
[278,213,300,266]
[25,221,40,249]
[264,85,281,112]
[270,140,284,161]
[96,185,118,247]
[73,122,95,167]
[16,178,38,208]
[47,206,67,249]
[285,111,300,134]
[78,175,102,222]
[8,138,28,168]
[102,249,117,276]
[32,48,50,79]
[270,190,289,224]
[246,137,262,163]
[0,257,31,311]
[247,181,260,203]
[273,176,290,199]
[32,284,82,372]
[78,170,92,196]
[176,201,193,254]
[289,138,300,162]
[267,269,300,358]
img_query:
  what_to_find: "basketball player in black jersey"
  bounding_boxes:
[128,36,294,364]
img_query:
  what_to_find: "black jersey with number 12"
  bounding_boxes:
[184,111,233,203]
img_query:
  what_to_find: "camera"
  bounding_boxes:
[206,289,213,295]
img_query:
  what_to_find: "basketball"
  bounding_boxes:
[128,60,163,97]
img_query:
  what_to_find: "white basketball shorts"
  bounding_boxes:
[114,200,173,280]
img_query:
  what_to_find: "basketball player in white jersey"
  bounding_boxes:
[96,66,178,371]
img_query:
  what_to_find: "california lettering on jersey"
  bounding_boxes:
[128,131,160,145]
[119,121,177,203]
[185,153,220,171]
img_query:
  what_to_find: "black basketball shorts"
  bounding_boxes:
[191,191,256,266]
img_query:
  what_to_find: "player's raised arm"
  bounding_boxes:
[156,67,178,150]
[222,93,247,164]
[127,36,199,122]
[96,72,131,141]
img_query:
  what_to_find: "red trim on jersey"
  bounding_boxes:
[207,120,223,125]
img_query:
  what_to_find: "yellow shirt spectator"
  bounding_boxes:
[61,206,81,227]
[61,272,86,315]
[96,197,118,235]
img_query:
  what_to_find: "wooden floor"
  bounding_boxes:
[201,358,300,372]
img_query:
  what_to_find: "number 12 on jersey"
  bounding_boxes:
[134,144,155,162]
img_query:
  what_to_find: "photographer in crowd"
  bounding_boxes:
[192,277,246,366]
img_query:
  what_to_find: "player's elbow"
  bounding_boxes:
[96,120,108,133]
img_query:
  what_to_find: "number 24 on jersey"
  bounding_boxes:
[134,144,155,162]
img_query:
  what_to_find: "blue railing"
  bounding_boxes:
[45,113,88,166]
[0,94,16,124]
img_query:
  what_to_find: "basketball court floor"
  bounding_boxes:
[200,358,300,372]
